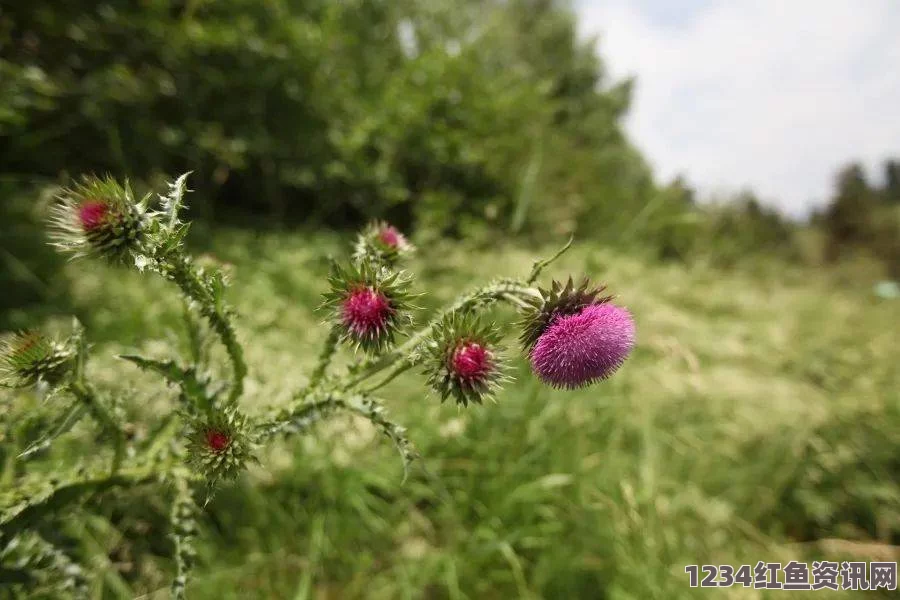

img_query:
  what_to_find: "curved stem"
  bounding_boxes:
[69,381,125,474]
[308,328,340,389]
[168,257,246,404]
[360,357,418,394]
[342,279,538,391]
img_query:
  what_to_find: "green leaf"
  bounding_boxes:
[0,532,88,598]
[1,465,156,535]
[347,396,418,483]
[160,171,192,231]
[17,402,87,461]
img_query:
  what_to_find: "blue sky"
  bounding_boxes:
[574,0,900,215]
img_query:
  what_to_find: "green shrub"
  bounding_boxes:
[0,0,647,236]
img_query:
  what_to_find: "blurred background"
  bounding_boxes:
[1,1,898,598]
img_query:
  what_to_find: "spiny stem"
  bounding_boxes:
[256,394,348,440]
[68,381,125,473]
[360,356,419,394]
[527,234,574,284]
[309,328,341,389]
[342,279,538,391]
[169,257,246,404]
[257,392,417,480]
[170,474,199,600]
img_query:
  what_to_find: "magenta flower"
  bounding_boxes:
[450,341,493,385]
[378,225,403,248]
[530,303,634,389]
[49,176,147,261]
[341,287,394,338]
[78,201,111,232]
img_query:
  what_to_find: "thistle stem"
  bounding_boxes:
[360,357,419,394]
[169,257,247,404]
[308,328,340,389]
[342,280,538,391]
[69,381,125,473]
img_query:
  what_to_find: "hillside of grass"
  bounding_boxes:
[11,231,894,599]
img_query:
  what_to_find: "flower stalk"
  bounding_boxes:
[3,173,636,596]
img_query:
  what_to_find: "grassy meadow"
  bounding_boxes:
[15,230,896,599]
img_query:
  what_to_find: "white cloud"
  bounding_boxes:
[575,0,900,215]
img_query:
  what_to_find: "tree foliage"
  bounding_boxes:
[0,0,647,236]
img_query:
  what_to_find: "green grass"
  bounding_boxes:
[9,231,900,598]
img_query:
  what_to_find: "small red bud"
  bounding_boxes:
[205,429,230,453]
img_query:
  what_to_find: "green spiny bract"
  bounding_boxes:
[321,261,416,354]
[185,408,256,486]
[423,313,507,407]
[48,176,149,263]
[0,332,74,388]
[518,277,613,352]
[352,220,415,268]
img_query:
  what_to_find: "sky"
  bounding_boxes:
[574,0,900,216]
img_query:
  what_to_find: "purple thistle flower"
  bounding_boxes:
[341,286,395,338]
[530,303,634,389]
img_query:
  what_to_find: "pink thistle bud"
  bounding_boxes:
[378,225,403,248]
[341,286,394,338]
[530,303,634,389]
[450,342,493,385]
[324,261,414,353]
[353,221,414,267]
[0,331,74,388]
[204,429,231,454]
[425,314,505,407]
[78,201,111,232]
[49,176,147,261]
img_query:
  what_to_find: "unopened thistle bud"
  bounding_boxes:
[187,410,254,484]
[520,278,634,389]
[0,332,74,388]
[424,314,506,406]
[49,176,147,261]
[323,262,415,353]
[353,221,414,267]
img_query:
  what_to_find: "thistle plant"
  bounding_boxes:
[0,173,635,598]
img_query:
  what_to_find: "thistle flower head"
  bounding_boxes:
[187,409,255,484]
[0,331,74,388]
[342,287,394,338]
[353,220,414,267]
[378,225,403,248]
[323,262,415,353]
[519,277,613,352]
[424,314,506,406]
[78,201,110,231]
[529,303,635,389]
[49,176,147,262]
